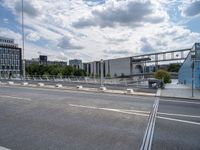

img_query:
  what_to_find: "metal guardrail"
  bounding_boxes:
[0,75,149,88]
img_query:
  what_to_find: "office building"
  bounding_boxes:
[84,57,144,77]
[178,43,200,89]
[69,59,83,69]
[0,37,22,77]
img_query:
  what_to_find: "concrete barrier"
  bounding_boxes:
[100,86,107,91]
[8,81,14,85]
[77,85,83,89]
[22,82,29,86]
[126,88,134,94]
[56,84,63,88]
[38,82,45,87]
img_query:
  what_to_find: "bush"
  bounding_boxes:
[155,70,171,84]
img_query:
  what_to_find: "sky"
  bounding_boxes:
[0,0,200,62]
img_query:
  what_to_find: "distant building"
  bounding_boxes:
[25,55,68,66]
[39,55,47,65]
[69,59,83,69]
[0,37,22,77]
[179,43,200,89]
[84,57,144,77]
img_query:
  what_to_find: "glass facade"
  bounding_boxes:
[0,46,22,77]
[178,43,200,89]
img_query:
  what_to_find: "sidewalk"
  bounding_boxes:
[161,82,200,100]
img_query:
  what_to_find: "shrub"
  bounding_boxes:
[155,69,171,84]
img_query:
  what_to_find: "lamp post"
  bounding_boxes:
[100,59,104,87]
[21,0,25,80]
[191,51,195,97]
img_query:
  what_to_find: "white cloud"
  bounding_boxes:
[1,0,200,62]
[26,32,40,42]
[181,0,200,18]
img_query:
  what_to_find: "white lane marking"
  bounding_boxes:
[140,97,159,150]
[160,99,200,105]
[0,95,31,101]
[0,146,11,150]
[69,104,149,117]
[157,116,200,126]
[158,112,200,119]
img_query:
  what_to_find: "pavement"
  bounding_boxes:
[161,82,200,100]
[0,85,199,150]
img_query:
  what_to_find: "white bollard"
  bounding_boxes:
[76,85,83,89]
[56,84,63,88]
[100,86,107,91]
[22,82,29,86]
[126,88,134,94]
[8,81,14,85]
[38,82,45,87]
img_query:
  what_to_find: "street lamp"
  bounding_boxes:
[191,51,195,97]
[21,0,26,80]
[100,59,104,87]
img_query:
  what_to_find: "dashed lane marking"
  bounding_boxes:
[0,95,31,101]
[69,104,150,117]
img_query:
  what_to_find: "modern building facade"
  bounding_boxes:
[69,59,83,69]
[179,43,200,89]
[84,57,144,77]
[0,37,22,77]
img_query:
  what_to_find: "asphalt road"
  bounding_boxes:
[0,85,199,150]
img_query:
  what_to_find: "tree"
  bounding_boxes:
[155,69,171,84]
[168,63,181,72]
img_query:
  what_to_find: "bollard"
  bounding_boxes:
[56,84,63,88]
[38,83,45,87]
[77,85,83,89]
[100,86,107,91]
[22,82,29,86]
[126,88,134,94]
[8,81,14,85]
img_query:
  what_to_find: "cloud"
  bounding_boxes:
[140,37,155,53]
[57,36,83,50]
[73,0,165,28]
[26,32,40,42]
[103,49,130,55]
[3,18,9,23]
[83,0,105,6]
[15,0,39,17]
[182,1,200,17]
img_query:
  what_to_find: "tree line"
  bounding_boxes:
[25,64,86,77]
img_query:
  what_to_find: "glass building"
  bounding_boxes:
[178,43,200,89]
[0,37,22,78]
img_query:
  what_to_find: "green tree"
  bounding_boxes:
[168,63,181,72]
[155,70,171,84]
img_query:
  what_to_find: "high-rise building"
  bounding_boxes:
[0,37,22,77]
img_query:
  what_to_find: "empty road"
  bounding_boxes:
[0,85,199,150]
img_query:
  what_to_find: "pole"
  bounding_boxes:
[21,0,25,80]
[100,59,103,87]
[192,62,194,97]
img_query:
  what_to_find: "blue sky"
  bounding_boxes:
[0,0,200,62]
